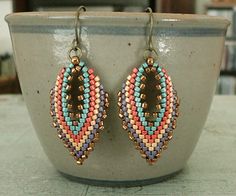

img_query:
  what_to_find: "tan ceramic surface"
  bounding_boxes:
[5,11,229,182]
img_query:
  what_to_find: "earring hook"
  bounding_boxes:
[68,6,86,60]
[144,7,158,60]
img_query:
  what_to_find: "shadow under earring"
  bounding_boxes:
[50,6,109,165]
[118,8,179,165]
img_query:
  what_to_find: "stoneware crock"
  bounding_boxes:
[5,11,229,186]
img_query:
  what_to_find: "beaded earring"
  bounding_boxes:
[118,8,180,165]
[50,6,109,165]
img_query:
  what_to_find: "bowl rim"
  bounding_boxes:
[5,11,230,29]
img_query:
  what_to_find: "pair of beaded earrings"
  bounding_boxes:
[50,6,179,165]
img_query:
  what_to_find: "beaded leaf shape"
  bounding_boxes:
[118,59,179,165]
[50,60,108,165]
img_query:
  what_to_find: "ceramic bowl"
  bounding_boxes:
[5,11,229,186]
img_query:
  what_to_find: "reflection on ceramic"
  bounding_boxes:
[5,11,229,186]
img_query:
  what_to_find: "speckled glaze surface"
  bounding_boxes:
[5,11,229,185]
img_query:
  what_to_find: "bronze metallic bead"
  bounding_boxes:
[68,104,72,109]
[77,105,83,110]
[119,113,123,118]
[69,113,75,118]
[78,75,84,81]
[71,56,80,65]
[128,133,134,141]
[153,112,158,118]
[151,67,156,73]
[87,147,93,152]
[140,83,145,89]
[66,85,71,91]
[66,95,71,100]
[141,75,146,81]
[155,75,161,80]
[156,84,161,90]
[77,95,83,101]
[76,160,83,165]
[79,85,84,91]
[146,57,154,65]
[144,112,150,117]
[68,75,73,81]
[145,67,151,73]
[156,104,161,110]
[75,66,81,72]
[81,155,87,159]
[89,142,95,148]
[123,124,128,130]
[156,95,162,101]
[57,134,62,139]
[142,102,148,109]
[140,94,146,100]
[141,153,147,159]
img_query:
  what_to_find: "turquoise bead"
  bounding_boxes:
[135,81,140,87]
[161,98,166,103]
[135,97,141,102]
[63,112,68,117]
[142,63,148,68]
[154,122,159,127]
[136,102,141,107]
[153,62,158,67]
[161,88,166,93]
[62,108,68,112]
[63,78,68,83]
[139,67,144,73]
[148,131,154,135]
[79,61,85,67]
[156,117,161,122]
[136,77,141,82]
[61,87,66,92]
[157,67,162,73]
[66,68,71,73]
[83,109,88,113]
[134,87,140,92]
[73,131,78,135]
[84,93,89,99]
[64,72,69,77]
[161,103,166,108]
[84,83,90,88]
[62,98,66,103]
[160,108,165,113]
[140,116,145,122]
[71,126,76,131]
[162,93,167,98]
[83,99,89,104]
[62,103,67,107]
[134,92,140,97]
[65,116,70,122]
[143,121,148,126]
[84,88,90,93]
[67,122,72,126]
[137,107,142,112]
[81,113,87,119]
[160,77,165,83]
[82,66,88,72]
[62,83,67,87]
[80,119,85,123]
[151,126,156,131]
[159,113,164,118]
[69,63,74,68]
[83,72,89,78]
[137,72,142,77]
[84,78,89,83]
[145,126,151,131]
[84,104,89,109]
[61,92,66,97]
[161,82,166,87]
